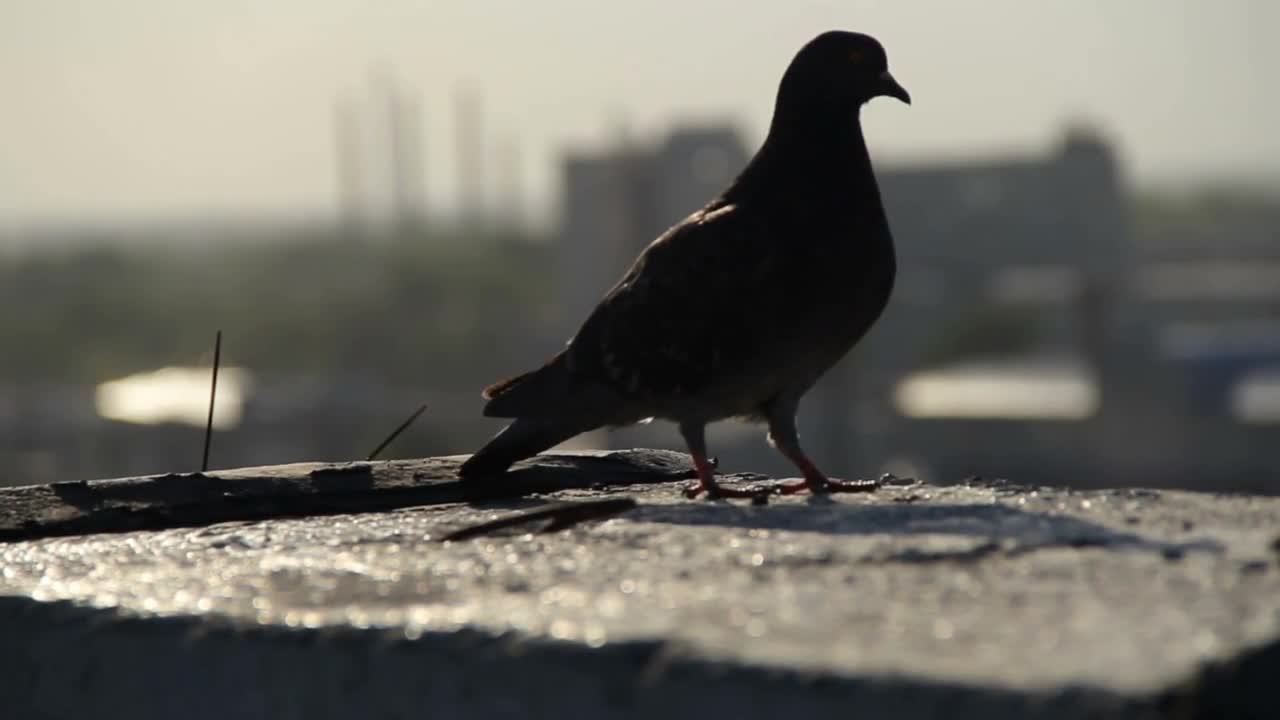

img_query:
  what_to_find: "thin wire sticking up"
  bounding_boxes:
[366,403,428,461]
[201,330,222,473]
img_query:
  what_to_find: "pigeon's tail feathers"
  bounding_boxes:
[457,416,584,478]
[481,352,571,418]
[481,372,530,402]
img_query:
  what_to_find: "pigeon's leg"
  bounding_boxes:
[679,421,764,499]
[765,402,878,495]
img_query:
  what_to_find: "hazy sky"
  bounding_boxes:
[2,0,1277,228]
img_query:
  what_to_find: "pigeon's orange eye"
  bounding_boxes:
[849,50,864,64]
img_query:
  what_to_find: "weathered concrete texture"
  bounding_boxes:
[1,451,1278,719]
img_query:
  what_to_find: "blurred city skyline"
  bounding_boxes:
[3,0,1278,232]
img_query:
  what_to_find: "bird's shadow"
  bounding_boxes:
[620,499,1225,558]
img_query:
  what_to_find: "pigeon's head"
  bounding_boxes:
[779,31,911,111]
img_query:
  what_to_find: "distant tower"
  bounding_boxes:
[332,67,428,237]
[454,84,485,227]
[386,83,425,229]
[333,96,365,232]
[494,136,522,229]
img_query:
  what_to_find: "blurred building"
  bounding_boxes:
[848,127,1169,487]
[874,126,1130,361]
[1129,191,1280,419]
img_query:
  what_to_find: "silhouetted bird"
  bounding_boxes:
[460,30,911,498]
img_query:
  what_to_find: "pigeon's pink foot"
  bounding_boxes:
[683,454,771,500]
[774,449,879,495]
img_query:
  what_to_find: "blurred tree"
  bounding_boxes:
[0,226,555,387]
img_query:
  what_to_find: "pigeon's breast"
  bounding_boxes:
[766,222,897,382]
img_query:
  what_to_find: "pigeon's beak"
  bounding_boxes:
[878,71,911,105]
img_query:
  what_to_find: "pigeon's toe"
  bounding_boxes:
[775,477,881,495]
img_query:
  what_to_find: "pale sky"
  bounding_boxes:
[1,0,1276,229]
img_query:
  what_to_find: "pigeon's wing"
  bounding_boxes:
[565,203,781,400]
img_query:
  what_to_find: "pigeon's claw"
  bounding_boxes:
[772,443,881,495]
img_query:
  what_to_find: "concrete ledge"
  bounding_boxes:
[1,450,1278,719]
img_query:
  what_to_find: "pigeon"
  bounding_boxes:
[459,30,910,498]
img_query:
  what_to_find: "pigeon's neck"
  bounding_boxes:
[727,108,883,209]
